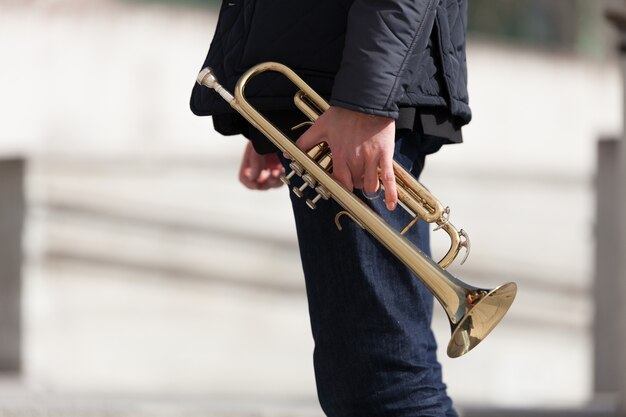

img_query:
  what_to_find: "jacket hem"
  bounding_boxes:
[329,98,399,119]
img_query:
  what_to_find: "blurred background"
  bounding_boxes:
[0,0,625,416]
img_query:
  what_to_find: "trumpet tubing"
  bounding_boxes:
[197,62,517,358]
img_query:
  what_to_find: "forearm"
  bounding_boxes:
[330,0,440,118]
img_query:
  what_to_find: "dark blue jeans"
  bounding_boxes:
[280,131,458,417]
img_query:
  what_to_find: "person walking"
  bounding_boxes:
[191,1,470,416]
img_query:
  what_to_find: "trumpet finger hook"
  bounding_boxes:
[335,211,365,231]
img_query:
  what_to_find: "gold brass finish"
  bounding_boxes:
[196,62,517,358]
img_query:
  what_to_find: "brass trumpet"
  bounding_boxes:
[196,62,517,358]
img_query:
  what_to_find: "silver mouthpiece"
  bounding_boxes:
[197,67,218,88]
[196,67,235,103]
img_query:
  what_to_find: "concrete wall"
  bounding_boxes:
[0,159,25,373]
[0,0,623,411]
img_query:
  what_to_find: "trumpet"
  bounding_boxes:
[196,62,516,358]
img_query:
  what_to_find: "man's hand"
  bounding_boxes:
[239,141,285,190]
[295,106,397,210]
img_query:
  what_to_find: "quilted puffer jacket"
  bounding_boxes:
[190,0,471,134]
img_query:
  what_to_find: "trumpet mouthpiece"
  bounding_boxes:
[197,67,218,89]
[196,66,235,103]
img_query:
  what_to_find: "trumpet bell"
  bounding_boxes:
[448,282,518,358]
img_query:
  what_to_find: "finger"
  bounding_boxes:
[379,155,397,211]
[257,177,284,190]
[266,177,284,188]
[256,168,271,184]
[270,167,284,178]
[332,158,354,192]
[295,123,323,152]
[239,145,258,189]
[239,143,267,190]
[363,156,381,194]
[352,176,364,190]
[239,143,261,180]
[239,174,259,190]
[246,150,263,181]
[265,154,285,178]
[347,154,365,190]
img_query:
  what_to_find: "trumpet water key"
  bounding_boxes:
[196,62,517,358]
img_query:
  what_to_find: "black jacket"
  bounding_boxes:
[190,0,470,143]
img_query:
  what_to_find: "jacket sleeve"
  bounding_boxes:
[330,0,440,119]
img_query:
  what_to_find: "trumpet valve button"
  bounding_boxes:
[302,173,317,188]
[293,183,309,198]
[306,194,323,210]
[289,161,304,176]
[280,170,296,185]
[315,185,331,200]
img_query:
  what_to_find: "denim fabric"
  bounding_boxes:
[280,131,458,417]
